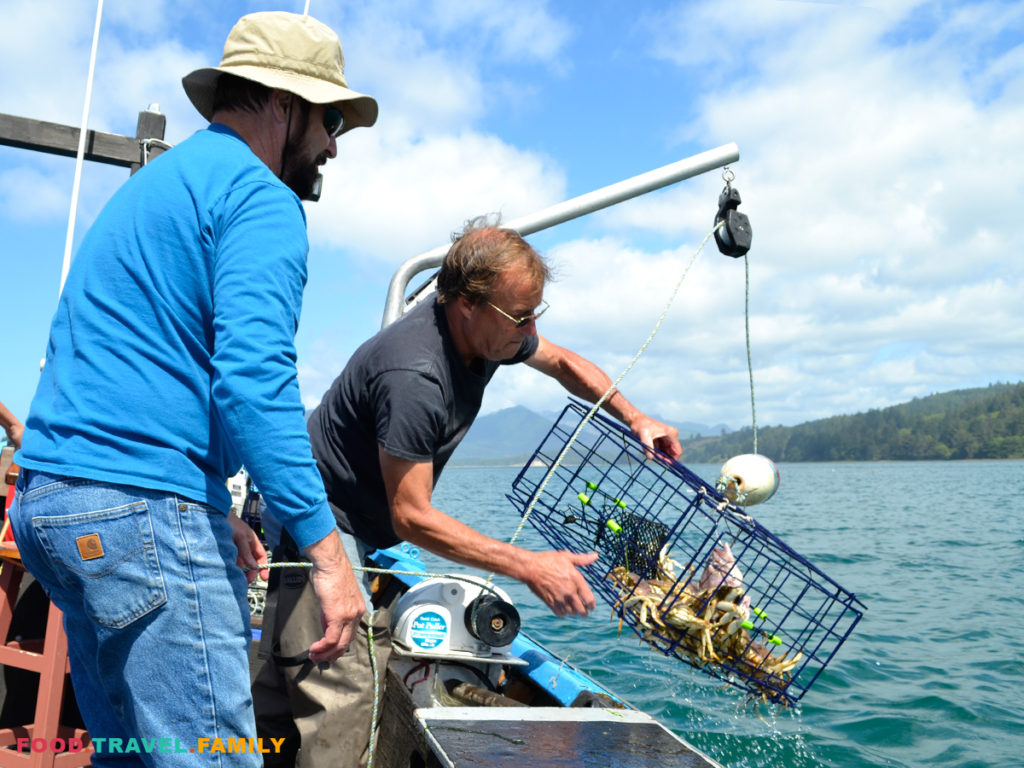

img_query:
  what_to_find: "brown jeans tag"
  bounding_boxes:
[76,534,105,561]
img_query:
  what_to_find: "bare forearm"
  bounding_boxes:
[302,527,352,572]
[544,349,641,425]
[394,505,532,582]
[382,449,597,616]
[0,402,24,449]
[529,337,682,460]
[394,504,597,616]
[301,528,365,663]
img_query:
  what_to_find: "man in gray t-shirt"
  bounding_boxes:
[307,295,538,552]
[254,221,683,767]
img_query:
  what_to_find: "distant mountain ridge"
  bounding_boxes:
[679,382,1024,462]
[449,383,1024,465]
[449,403,729,466]
[449,406,553,465]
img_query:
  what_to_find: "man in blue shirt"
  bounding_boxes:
[10,12,375,766]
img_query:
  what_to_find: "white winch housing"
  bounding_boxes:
[391,576,525,665]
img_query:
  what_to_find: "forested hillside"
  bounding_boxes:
[680,382,1024,462]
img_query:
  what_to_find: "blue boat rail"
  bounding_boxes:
[507,399,865,706]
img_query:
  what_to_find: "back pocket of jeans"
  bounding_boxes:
[33,501,167,628]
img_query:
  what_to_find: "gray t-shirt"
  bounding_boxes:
[307,296,538,549]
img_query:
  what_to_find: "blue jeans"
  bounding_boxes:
[10,470,261,767]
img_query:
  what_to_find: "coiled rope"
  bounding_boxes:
[366,617,379,768]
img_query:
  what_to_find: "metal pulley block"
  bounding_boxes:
[714,183,753,257]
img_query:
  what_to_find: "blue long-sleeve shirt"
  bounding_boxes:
[17,124,336,550]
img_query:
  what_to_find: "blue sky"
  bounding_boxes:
[2,0,1022,439]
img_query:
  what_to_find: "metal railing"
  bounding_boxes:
[381,142,740,327]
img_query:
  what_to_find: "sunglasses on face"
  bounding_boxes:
[487,299,550,329]
[323,106,345,138]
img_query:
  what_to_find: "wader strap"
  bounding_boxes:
[271,647,312,668]
[258,560,282,661]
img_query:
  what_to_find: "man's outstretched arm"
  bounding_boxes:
[380,448,598,617]
[525,336,683,460]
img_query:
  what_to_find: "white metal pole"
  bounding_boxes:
[381,142,740,327]
[59,0,105,299]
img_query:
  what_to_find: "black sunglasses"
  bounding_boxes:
[323,106,345,138]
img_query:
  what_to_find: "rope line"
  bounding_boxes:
[744,252,758,453]
[251,218,751,761]
[366,610,379,768]
[255,561,502,598]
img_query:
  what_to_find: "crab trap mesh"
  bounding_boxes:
[507,399,865,705]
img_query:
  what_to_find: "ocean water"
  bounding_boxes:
[428,460,1024,768]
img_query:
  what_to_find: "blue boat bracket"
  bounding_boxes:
[398,541,421,560]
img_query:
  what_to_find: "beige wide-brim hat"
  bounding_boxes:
[182,11,378,134]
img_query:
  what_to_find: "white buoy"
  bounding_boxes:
[717,454,779,506]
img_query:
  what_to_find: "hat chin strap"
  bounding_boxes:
[278,97,318,200]
[278,98,296,186]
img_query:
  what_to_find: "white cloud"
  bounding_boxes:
[322,0,572,135]
[0,1,203,136]
[0,2,100,126]
[0,162,71,223]
[520,0,1024,426]
[427,0,572,64]
[1,0,576,421]
[477,235,751,423]
[306,127,566,262]
[335,17,487,132]
[2,0,569,262]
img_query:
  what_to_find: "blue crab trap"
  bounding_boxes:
[507,399,865,706]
